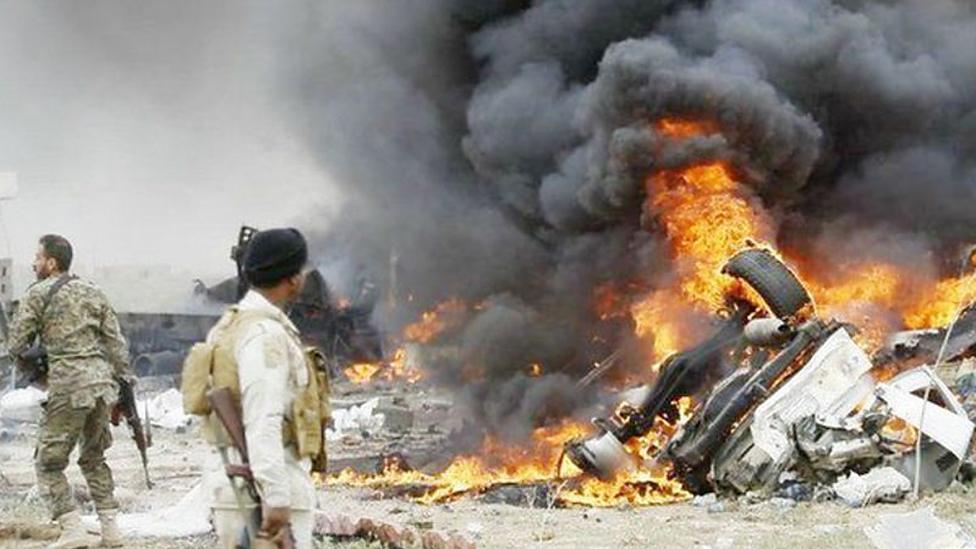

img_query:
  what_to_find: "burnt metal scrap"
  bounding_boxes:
[194,225,384,374]
[121,312,218,377]
[567,247,976,499]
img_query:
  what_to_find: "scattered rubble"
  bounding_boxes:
[691,493,717,507]
[329,398,386,441]
[138,388,191,432]
[832,468,911,508]
[314,512,476,549]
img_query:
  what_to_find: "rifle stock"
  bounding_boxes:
[207,387,296,549]
[208,387,250,463]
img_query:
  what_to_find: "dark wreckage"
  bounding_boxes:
[566,248,976,497]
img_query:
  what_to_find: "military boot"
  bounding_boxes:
[96,510,123,548]
[49,510,92,549]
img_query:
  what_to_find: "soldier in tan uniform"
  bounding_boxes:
[7,234,131,549]
[198,228,321,549]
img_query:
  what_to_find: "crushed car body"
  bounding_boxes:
[566,246,976,499]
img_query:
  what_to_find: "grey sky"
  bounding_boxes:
[0,1,341,275]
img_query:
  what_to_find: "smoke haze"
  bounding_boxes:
[4,0,976,436]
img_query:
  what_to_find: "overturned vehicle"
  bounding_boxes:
[566,248,975,497]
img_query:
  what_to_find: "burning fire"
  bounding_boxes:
[806,263,903,312]
[344,362,382,384]
[625,396,695,460]
[593,282,629,320]
[327,420,589,503]
[343,299,470,384]
[387,347,423,383]
[343,347,423,384]
[655,118,718,140]
[634,117,976,356]
[800,259,976,337]
[403,298,468,343]
[800,262,906,348]
[629,118,776,362]
[327,406,692,507]
[630,292,684,364]
[904,274,976,329]
[646,160,775,311]
[336,115,976,510]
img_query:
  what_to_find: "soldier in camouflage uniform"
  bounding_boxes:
[7,234,131,549]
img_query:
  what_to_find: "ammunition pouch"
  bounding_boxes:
[282,347,331,471]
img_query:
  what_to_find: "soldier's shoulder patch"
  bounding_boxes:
[236,322,270,350]
[262,333,288,369]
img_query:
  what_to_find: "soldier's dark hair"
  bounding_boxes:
[39,234,73,271]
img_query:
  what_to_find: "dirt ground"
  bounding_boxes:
[3,393,976,549]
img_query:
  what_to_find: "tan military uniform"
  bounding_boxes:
[202,289,317,549]
[7,275,130,519]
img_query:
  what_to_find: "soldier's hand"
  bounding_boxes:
[260,506,291,537]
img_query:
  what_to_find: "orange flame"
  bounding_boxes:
[403,299,468,343]
[646,161,775,311]
[904,274,976,329]
[593,282,628,320]
[343,347,423,385]
[630,292,684,364]
[629,119,776,363]
[326,420,588,502]
[655,118,718,140]
[387,347,423,384]
[327,412,691,507]
[799,258,976,334]
[344,299,471,385]
[336,115,976,509]
[344,362,382,384]
[806,263,903,312]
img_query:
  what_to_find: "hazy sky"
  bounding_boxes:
[0,1,341,275]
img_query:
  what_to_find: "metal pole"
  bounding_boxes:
[912,257,973,499]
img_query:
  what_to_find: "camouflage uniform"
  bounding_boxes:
[7,275,130,519]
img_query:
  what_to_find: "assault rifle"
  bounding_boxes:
[208,387,295,549]
[112,376,153,489]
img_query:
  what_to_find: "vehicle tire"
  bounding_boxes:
[723,248,811,319]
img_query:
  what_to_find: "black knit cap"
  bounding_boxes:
[243,228,308,286]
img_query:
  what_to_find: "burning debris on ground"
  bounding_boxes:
[316,244,976,514]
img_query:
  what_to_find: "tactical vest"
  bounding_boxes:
[181,306,331,472]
